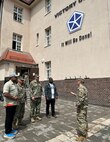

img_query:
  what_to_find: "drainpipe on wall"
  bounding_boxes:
[0,0,4,48]
[0,0,4,25]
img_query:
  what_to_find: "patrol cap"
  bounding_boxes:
[77,78,85,83]
[18,76,25,81]
[34,74,40,78]
[9,72,18,78]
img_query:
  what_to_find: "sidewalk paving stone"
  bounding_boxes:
[0,98,110,142]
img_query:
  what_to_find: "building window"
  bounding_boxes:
[36,33,39,46]
[13,6,23,23]
[61,42,64,47]
[12,33,22,51]
[45,61,51,79]
[45,0,51,14]
[45,27,51,47]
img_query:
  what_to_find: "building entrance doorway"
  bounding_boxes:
[16,66,39,81]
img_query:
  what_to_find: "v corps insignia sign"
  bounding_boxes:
[67,11,84,33]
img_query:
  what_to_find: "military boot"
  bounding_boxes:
[31,118,35,123]
[76,136,86,141]
[12,118,19,129]
[36,116,42,121]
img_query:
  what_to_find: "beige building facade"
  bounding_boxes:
[0,0,110,81]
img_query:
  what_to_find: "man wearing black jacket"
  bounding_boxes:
[44,77,58,118]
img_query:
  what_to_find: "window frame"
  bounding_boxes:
[45,0,51,14]
[45,26,51,47]
[36,33,39,47]
[45,61,51,79]
[12,33,22,51]
[13,5,23,23]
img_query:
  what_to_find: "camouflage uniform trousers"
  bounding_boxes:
[30,97,41,119]
[13,102,25,129]
[77,105,88,137]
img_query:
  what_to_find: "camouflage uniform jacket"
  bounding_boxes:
[30,80,42,99]
[17,83,26,103]
[77,84,88,107]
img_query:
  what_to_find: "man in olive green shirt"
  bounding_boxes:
[30,75,42,123]
[13,76,27,129]
[71,78,88,141]
[76,78,88,141]
[3,72,19,139]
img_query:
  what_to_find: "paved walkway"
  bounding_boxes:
[0,97,110,142]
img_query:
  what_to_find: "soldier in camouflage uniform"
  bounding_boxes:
[23,72,30,88]
[13,77,27,129]
[30,75,42,123]
[76,78,88,141]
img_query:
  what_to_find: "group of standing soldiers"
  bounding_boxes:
[3,72,58,139]
[3,72,88,142]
